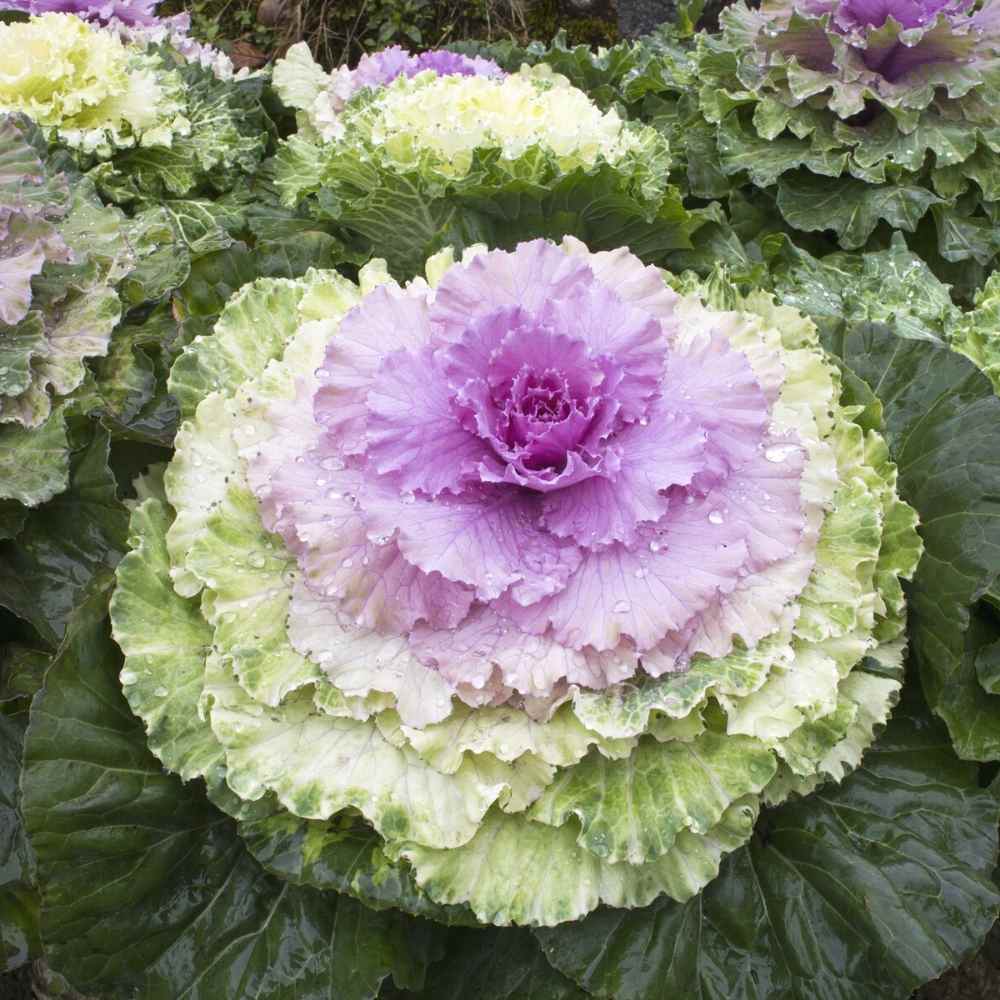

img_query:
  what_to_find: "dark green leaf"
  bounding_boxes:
[974,633,1000,696]
[777,173,941,249]
[0,502,27,542]
[0,711,39,973]
[404,928,586,1000]
[827,324,1000,759]
[0,424,128,646]
[0,646,48,703]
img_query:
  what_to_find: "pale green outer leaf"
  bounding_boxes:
[764,671,901,804]
[876,496,923,642]
[646,709,706,743]
[794,478,881,643]
[527,732,776,864]
[165,269,365,597]
[398,700,636,773]
[188,484,321,705]
[206,678,552,850]
[313,681,395,720]
[0,406,68,505]
[773,692,859,778]
[272,42,331,114]
[400,797,758,927]
[110,498,225,782]
[952,272,1000,393]
[721,643,842,743]
[571,638,782,739]
[168,274,326,422]
[164,391,242,598]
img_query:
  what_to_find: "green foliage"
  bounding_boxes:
[167,0,620,69]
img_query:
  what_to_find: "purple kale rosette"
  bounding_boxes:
[253,239,806,709]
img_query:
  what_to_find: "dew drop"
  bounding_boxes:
[708,509,724,525]
[634,567,647,579]
[612,600,630,613]
[342,558,354,569]
[248,553,267,569]
[154,686,168,698]
[764,444,796,463]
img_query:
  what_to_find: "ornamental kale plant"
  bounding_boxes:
[680,0,1000,277]
[0,114,143,506]
[0,12,268,207]
[0,0,253,79]
[270,45,699,275]
[109,235,926,922]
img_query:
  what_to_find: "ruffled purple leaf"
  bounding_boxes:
[250,240,806,707]
[758,0,999,82]
[0,117,72,326]
[0,0,162,26]
[349,44,503,95]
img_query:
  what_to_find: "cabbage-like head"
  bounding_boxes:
[272,45,676,274]
[721,0,1000,117]
[0,13,187,156]
[683,0,1000,255]
[273,42,504,133]
[110,239,922,926]
[272,41,630,173]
